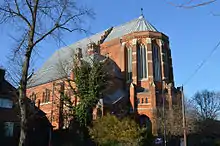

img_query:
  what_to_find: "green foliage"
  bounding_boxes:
[61,56,111,128]
[72,58,110,127]
[89,114,151,146]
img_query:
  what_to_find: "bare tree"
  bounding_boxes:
[155,102,195,140]
[0,1,93,145]
[192,90,220,120]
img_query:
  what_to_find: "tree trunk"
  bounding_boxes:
[19,99,27,146]
[19,49,32,146]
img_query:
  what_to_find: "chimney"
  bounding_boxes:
[87,42,99,55]
[75,48,82,59]
[0,68,5,82]
[74,48,83,67]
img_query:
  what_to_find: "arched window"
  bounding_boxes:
[30,92,36,102]
[126,47,132,81]
[46,89,50,102]
[145,97,148,103]
[42,89,50,103]
[163,50,169,78]
[42,92,46,103]
[152,44,161,81]
[141,98,144,104]
[138,44,147,79]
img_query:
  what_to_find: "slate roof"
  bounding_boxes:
[81,53,122,78]
[28,15,158,88]
[105,15,157,41]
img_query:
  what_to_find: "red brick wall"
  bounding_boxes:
[27,80,78,129]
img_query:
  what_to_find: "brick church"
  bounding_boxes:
[27,15,182,134]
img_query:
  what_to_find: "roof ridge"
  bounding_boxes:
[111,17,139,29]
[142,17,158,32]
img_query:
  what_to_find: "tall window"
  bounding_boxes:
[4,122,14,137]
[45,89,50,102]
[152,45,161,81]
[30,92,36,102]
[42,89,50,103]
[163,50,169,78]
[145,97,148,103]
[138,44,147,79]
[127,47,132,81]
[42,92,45,103]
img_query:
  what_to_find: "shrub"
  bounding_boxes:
[89,114,151,146]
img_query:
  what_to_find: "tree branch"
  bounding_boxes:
[33,24,59,46]
[211,11,220,16]
[33,11,89,47]
[59,26,87,33]
[14,0,20,14]
[0,7,31,27]
[164,0,217,9]
[14,32,28,56]
[25,0,33,16]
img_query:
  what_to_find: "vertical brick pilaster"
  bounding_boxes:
[129,83,136,113]
[132,39,138,84]
[167,83,173,110]
[120,42,126,72]
[150,82,156,108]
[146,38,153,79]
[158,39,165,80]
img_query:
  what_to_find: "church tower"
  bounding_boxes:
[99,15,179,134]
[120,15,179,134]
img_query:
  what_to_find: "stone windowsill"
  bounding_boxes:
[137,91,150,95]
[40,101,52,105]
[138,103,151,105]
[138,78,148,81]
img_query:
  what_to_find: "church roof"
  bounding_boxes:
[105,15,158,41]
[28,16,158,87]
[81,53,123,79]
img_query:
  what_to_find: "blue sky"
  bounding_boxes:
[1,0,220,98]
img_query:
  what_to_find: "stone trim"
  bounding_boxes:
[146,38,151,44]
[138,103,151,105]
[132,61,137,63]
[40,101,52,105]
[137,92,150,95]
[132,38,137,45]
[137,107,153,110]
[121,42,126,46]
[138,78,148,81]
